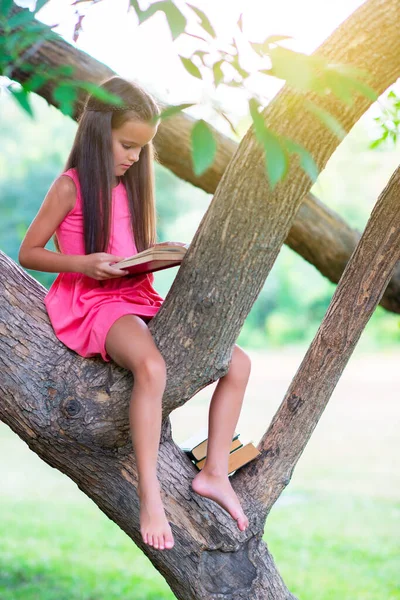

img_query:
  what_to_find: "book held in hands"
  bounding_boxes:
[114,241,189,276]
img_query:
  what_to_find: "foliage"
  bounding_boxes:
[1,92,399,348]
[0,0,379,188]
[0,0,125,116]
[370,90,400,149]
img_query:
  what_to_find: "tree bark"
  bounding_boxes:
[1,1,400,598]
[5,0,400,313]
[235,164,400,514]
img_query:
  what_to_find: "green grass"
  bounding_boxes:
[265,490,400,600]
[0,497,174,600]
[0,488,398,599]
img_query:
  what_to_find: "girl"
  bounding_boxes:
[19,76,251,552]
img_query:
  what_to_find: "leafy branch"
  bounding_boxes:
[0,0,381,188]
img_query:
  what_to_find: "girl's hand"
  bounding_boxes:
[81,253,129,280]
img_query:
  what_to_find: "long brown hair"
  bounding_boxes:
[58,76,160,254]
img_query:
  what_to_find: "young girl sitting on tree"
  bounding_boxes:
[19,76,251,551]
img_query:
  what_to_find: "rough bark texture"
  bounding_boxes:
[235,164,400,513]
[1,1,400,598]
[5,0,400,313]
[0,255,296,600]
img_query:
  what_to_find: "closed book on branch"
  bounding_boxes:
[179,427,240,462]
[195,442,260,475]
[114,242,188,276]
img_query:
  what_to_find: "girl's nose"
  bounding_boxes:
[129,150,140,162]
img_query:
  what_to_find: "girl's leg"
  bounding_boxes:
[191,345,251,531]
[105,314,174,551]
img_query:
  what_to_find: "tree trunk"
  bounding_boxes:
[5,0,400,313]
[1,1,400,598]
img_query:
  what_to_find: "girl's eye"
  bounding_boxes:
[122,144,131,149]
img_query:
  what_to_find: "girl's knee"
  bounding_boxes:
[135,353,167,388]
[228,346,251,383]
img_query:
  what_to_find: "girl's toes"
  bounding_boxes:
[165,534,174,549]
[148,534,154,546]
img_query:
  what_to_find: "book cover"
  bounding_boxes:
[195,442,260,475]
[114,243,188,277]
[179,426,240,458]
[192,437,243,463]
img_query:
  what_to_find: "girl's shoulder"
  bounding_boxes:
[52,168,80,216]
[60,167,80,188]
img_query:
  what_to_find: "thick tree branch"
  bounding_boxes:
[5,0,400,313]
[236,164,400,514]
[0,250,296,600]
[156,0,400,414]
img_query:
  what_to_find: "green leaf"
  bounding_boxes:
[0,0,14,17]
[158,102,195,120]
[344,76,378,102]
[369,138,384,149]
[249,98,288,189]
[268,46,323,92]
[187,3,216,38]
[162,0,186,39]
[192,50,207,65]
[25,72,48,92]
[9,87,34,117]
[249,35,292,56]
[321,69,355,105]
[212,59,224,86]
[315,63,378,104]
[33,0,50,13]
[283,137,319,182]
[74,81,124,108]
[6,30,47,54]
[130,0,186,40]
[179,55,202,79]
[230,55,249,80]
[53,83,78,116]
[8,9,35,29]
[263,34,292,45]
[190,119,217,176]
[304,99,346,140]
[57,65,75,77]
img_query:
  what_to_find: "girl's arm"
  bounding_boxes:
[19,175,128,280]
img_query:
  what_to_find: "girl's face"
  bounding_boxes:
[111,118,158,177]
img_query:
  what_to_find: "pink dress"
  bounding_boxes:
[44,168,164,362]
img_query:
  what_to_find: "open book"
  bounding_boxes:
[114,241,189,276]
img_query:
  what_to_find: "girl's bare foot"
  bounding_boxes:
[138,480,174,550]
[191,468,249,531]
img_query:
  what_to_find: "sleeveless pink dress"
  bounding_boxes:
[44,168,164,362]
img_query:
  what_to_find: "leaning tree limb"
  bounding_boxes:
[1,1,399,598]
[235,163,400,514]
[5,0,400,313]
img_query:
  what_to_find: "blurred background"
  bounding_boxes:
[0,0,399,598]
